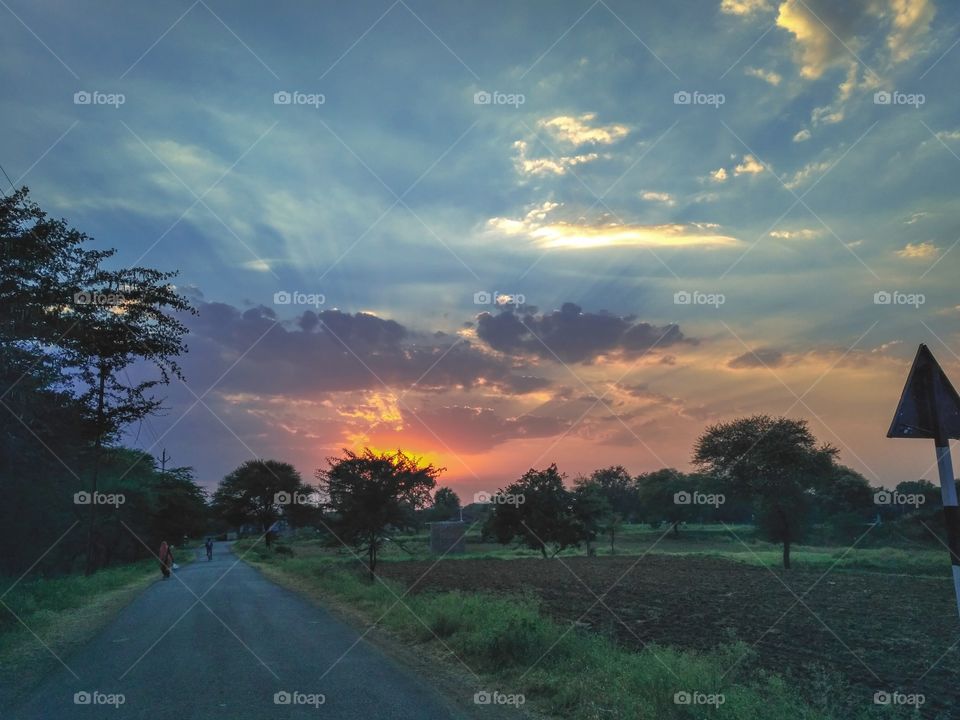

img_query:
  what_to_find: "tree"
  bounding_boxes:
[213,460,314,546]
[572,477,611,555]
[809,465,874,537]
[316,449,441,577]
[431,486,461,521]
[484,465,581,558]
[0,187,196,574]
[693,415,836,569]
[589,466,640,521]
[67,266,195,573]
[635,468,695,535]
[0,186,111,348]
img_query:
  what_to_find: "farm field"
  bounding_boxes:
[375,553,959,715]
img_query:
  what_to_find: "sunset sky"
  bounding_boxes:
[4,0,960,498]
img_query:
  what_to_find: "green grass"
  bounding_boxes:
[240,543,912,720]
[0,561,155,632]
[0,556,178,706]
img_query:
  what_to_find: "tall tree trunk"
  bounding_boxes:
[84,364,107,576]
[783,539,791,569]
[368,534,377,579]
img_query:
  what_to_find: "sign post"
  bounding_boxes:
[888,344,960,618]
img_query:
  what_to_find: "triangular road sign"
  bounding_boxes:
[888,344,960,440]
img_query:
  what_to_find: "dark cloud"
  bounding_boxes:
[727,348,785,369]
[475,302,694,363]
[180,301,549,398]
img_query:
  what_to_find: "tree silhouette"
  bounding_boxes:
[693,415,836,569]
[317,449,440,577]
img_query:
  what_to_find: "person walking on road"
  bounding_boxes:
[205,538,213,561]
[159,540,175,579]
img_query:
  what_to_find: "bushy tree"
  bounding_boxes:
[213,459,315,546]
[588,466,640,521]
[635,468,695,535]
[484,465,581,558]
[316,449,440,576]
[694,415,836,569]
[431,486,461,521]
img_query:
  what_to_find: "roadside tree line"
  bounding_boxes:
[0,188,205,576]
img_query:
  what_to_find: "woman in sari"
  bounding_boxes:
[158,541,174,579]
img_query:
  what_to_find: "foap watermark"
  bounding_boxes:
[674,690,725,707]
[874,690,925,708]
[674,490,725,508]
[74,291,126,306]
[273,90,325,108]
[874,490,926,508]
[274,491,312,506]
[274,290,325,308]
[674,90,725,108]
[273,690,325,707]
[674,290,725,307]
[874,90,925,108]
[474,290,525,308]
[874,290,924,308]
[474,90,525,108]
[474,490,525,506]
[74,90,125,108]
[474,690,525,706]
[74,491,125,508]
[74,690,125,708]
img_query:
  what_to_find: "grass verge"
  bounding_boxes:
[0,560,158,707]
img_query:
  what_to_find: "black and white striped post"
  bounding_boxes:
[888,344,960,618]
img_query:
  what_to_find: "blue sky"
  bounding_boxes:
[4,0,960,495]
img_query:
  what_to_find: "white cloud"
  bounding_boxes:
[793,128,812,142]
[886,0,935,63]
[640,190,676,206]
[769,228,821,239]
[871,340,902,354]
[896,241,939,259]
[512,140,599,176]
[709,167,728,183]
[783,159,831,189]
[775,0,934,79]
[734,154,765,175]
[538,113,629,146]
[720,0,771,15]
[811,104,845,126]
[241,258,274,272]
[744,66,782,85]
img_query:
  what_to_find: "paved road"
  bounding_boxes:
[9,542,467,719]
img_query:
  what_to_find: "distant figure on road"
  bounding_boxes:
[159,541,175,579]
[205,538,213,561]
